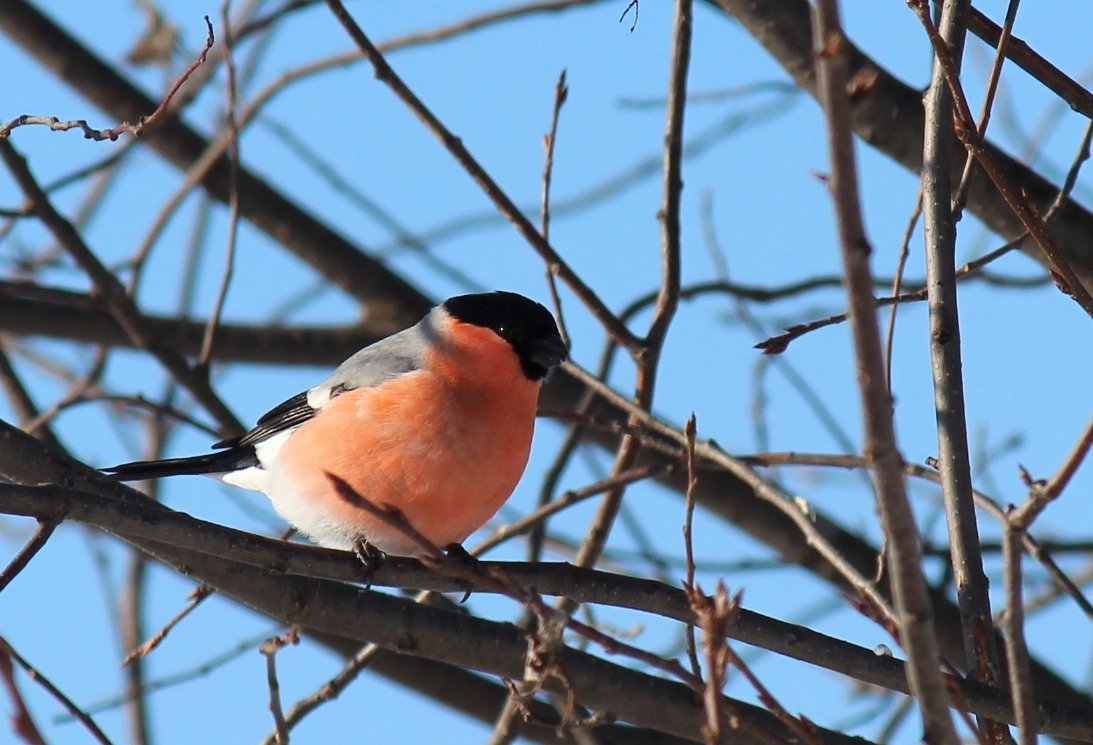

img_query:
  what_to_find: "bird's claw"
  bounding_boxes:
[443,543,477,603]
[351,538,386,587]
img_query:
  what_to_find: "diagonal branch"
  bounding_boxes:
[707,0,1093,297]
[322,0,637,352]
[0,139,243,435]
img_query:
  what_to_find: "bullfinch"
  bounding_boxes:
[105,291,567,558]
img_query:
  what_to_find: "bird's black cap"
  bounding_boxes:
[443,291,567,381]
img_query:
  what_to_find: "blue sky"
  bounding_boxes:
[2,1,1091,742]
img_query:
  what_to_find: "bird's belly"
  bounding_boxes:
[268,372,537,554]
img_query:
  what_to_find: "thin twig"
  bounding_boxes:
[323,0,637,351]
[22,351,108,439]
[541,69,571,348]
[0,521,56,595]
[885,193,921,392]
[260,629,298,745]
[952,0,1021,214]
[1042,119,1093,225]
[0,18,214,141]
[0,636,113,745]
[682,415,704,684]
[725,638,821,745]
[0,641,46,745]
[198,4,242,366]
[122,585,214,666]
[1011,412,1093,530]
[472,463,668,555]
[1002,523,1037,745]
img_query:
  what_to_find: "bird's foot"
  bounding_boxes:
[443,543,478,603]
[351,538,386,587]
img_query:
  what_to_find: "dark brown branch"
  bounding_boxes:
[3,468,1093,738]
[0,281,374,366]
[967,6,1093,121]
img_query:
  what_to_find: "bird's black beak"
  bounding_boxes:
[528,335,568,372]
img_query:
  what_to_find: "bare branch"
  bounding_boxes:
[3,471,1093,738]
[0,636,112,745]
[1002,524,1037,745]
[0,140,243,434]
[967,6,1093,121]
[0,17,214,141]
[260,629,298,745]
[813,2,957,741]
[322,0,637,351]
[907,0,1093,317]
[198,6,242,367]
[918,3,1007,739]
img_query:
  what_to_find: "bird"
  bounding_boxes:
[105,291,567,561]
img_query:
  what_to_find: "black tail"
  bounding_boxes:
[103,447,259,482]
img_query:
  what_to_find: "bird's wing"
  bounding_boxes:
[106,317,435,482]
[215,391,314,449]
[217,321,431,450]
[315,318,432,399]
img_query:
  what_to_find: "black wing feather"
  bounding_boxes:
[213,391,315,449]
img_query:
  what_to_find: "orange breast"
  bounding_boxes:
[269,367,540,554]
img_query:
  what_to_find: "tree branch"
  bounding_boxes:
[812,2,957,741]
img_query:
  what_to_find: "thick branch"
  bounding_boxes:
[3,425,1093,739]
